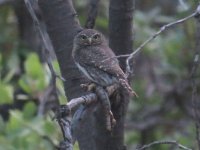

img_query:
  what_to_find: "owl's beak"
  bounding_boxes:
[88,38,92,44]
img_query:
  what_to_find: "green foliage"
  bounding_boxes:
[19,53,49,95]
[126,3,197,148]
[22,102,37,119]
[0,1,198,150]
[0,109,60,150]
[52,60,68,104]
[0,82,13,104]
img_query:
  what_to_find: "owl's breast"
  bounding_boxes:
[75,62,118,87]
[75,62,95,82]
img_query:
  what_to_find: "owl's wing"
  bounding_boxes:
[79,45,127,79]
[77,45,137,97]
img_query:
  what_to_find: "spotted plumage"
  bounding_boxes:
[72,29,136,96]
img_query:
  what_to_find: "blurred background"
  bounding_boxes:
[0,0,199,149]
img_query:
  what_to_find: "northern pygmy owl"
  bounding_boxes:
[72,29,136,96]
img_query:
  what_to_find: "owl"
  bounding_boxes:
[72,29,136,130]
[72,29,136,97]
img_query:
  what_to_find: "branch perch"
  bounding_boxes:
[136,140,192,150]
[58,84,119,117]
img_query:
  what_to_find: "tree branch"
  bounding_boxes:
[103,5,200,78]
[125,8,199,76]
[85,0,100,29]
[136,140,192,150]
[24,0,73,149]
[24,0,60,81]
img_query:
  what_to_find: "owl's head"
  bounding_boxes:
[74,29,104,46]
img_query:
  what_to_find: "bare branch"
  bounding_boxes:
[24,0,63,82]
[60,84,118,116]
[24,0,71,149]
[102,5,200,77]
[85,0,100,29]
[136,140,192,150]
[126,5,200,75]
[57,118,73,150]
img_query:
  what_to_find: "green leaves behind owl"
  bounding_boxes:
[19,53,50,95]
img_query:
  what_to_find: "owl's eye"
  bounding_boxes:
[80,35,87,40]
[93,34,100,40]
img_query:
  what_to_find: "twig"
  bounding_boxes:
[52,84,118,149]
[102,5,200,76]
[57,118,73,150]
[37,78,58,116]
[56,84,118,117]
[24,0,64,82]
[24,0,71,149]
[103,5,200,76]
[126,5,200,75]
[24,0,59,113]
[85,0,100,29]
[136,140,192,150]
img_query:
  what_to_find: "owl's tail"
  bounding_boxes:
[119,79,138,98]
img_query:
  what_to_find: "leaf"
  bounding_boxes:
[19,53,49,94]
[6,110,23,133]
[25,53,44,79]
[43,121,56,134]
[74,142,80,150]
[18,75,32,94]
[3,69,15,83]
[19,74,47,94]
[52,60,61,75]
[23,102,37,119]
[0,82,13,104]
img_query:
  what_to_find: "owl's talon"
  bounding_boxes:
[133,91,139,98]
[80,83,96,92]
[80,83,90,91]
[106,111,116,131]
[106,115,112,131]
[109,111,116,128]
[80,83,88,89]
[87,83,96,91]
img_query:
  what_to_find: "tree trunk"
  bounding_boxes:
[38,0,134,149]
[13,0,55,61]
